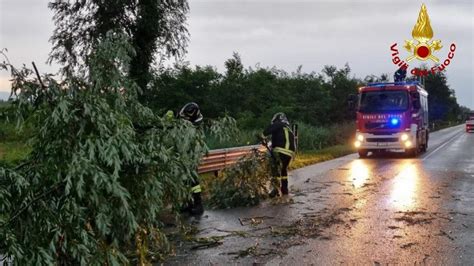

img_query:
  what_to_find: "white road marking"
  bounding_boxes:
[422,129,464,161]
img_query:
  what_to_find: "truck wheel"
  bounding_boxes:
[405,148,416,157]
[420,133,428,152]
[358,149,368,158]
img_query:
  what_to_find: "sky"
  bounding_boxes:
[0,0,473,108]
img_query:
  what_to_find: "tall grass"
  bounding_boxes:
[205,129,261,149]
[206,121,356,151]
[296,122,355,151]
[0,106,32,166]
[0,141,30,167]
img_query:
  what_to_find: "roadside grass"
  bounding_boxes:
[290,144,355,170]
[431,121,464,132]
[0,141,30,167]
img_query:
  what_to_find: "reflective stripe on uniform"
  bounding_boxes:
[191,185,202,193]
[284,127,290,150]
[273,147,295,157]
[280,176,288,180]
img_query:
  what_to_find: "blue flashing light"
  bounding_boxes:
[390,118,400,126]
[367,81,421,87]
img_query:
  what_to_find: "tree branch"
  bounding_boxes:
[1,181,65,228]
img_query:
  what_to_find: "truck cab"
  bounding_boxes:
[353,81,429,158]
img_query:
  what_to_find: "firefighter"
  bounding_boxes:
[394,67,407,82]
[177,102,204,215]
[262,112,295,196]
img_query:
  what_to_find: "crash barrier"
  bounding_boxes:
[197,145,267,175]
[198,124,298,175]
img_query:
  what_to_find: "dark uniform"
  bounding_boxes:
[177,102,204,215]
[263,113,295,195]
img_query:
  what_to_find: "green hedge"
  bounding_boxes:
[206,121,355,151]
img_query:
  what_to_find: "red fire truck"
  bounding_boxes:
[352,81,429,158]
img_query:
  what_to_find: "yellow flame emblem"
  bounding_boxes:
[404,3,442,62]
[412,3,433,42]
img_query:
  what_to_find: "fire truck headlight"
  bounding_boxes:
[404,140,412,148]
[357,134,364,141]
[354,141,361,148]
[400,133,409,141]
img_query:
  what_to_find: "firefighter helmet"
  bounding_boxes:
[179,102,203,125]
[271,112,289,125]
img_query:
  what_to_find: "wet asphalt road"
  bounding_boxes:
[166,125,473,265]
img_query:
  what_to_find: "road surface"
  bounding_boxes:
[166,125,473,265]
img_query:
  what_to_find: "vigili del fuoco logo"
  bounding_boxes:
[390,3,456,77]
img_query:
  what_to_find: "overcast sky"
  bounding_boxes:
[1,0,473,108]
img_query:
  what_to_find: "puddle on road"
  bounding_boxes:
[349,160,370,189]
[390,164,420,211]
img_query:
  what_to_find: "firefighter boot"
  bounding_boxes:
[189,192,204,215]
[281,179,289,195]
[269,188,280,198]
[180,203,191,214]
[269,179,281,198]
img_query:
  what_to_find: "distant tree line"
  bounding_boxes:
[421,72,466,122]
[142,53,467,129]
[146,53,358,128]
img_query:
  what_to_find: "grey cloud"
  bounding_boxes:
[0,0,473,107]
[186,0,473,108]
[0,0,55,93]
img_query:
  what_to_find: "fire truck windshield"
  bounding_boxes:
[359,90,408,113]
